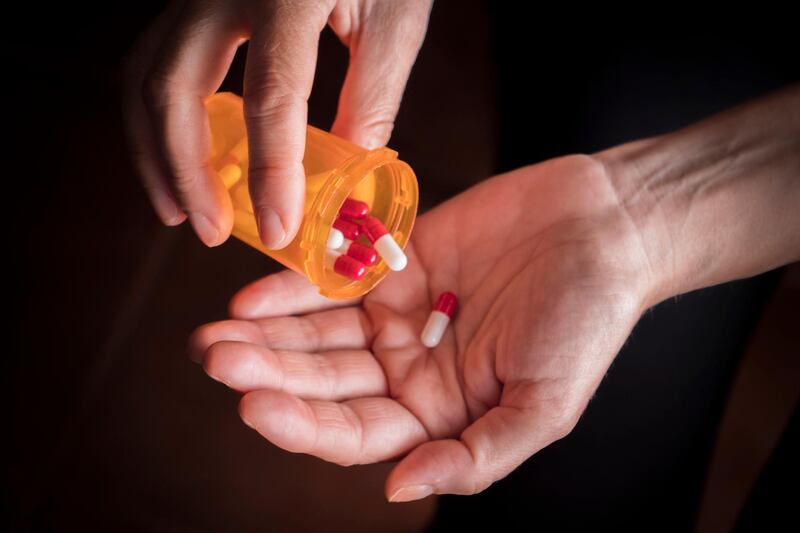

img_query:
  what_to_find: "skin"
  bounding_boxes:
[127,1,800,503]
[123,0,432,248]
[189,154,650,502]
[188,85,800,502]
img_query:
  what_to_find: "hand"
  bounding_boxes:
[188,155,662,501]
[123,0,432,248]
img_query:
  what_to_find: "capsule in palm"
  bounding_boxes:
[420,292,458,348]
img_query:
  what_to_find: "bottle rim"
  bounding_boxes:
[303,147,418,299]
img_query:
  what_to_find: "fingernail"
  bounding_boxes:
[257,207,286,249]
[241,414,257,430]
[151,189,185,226]
[204,370,231,387]
[189,213,221,247]
[388,484,434,503]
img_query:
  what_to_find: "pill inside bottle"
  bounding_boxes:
[205,92,419,300]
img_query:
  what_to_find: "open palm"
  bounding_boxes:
[189,155,659,501]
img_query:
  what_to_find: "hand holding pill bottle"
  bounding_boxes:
[206,93,418,299]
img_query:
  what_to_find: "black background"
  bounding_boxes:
[5,2,798,531]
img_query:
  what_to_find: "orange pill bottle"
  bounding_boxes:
[205,92,418,300]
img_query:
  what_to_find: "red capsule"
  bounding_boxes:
[345,241,378,267]
[339,198,369,220]
[333,217,361,240]
[362,215,388,243]
[434,292,458,318]
[327,250,366,280]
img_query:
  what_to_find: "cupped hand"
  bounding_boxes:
[188,155,664,501]
[123,0,432,248]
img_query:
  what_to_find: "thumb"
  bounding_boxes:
[329,0,432,148]
[385,384,582,502]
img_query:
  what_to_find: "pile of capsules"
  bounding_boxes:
[325,198,458,349]
[324,198,408,281]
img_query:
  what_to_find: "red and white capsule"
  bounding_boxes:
[338,239,378,266]
[325,249,366,281]
[339,198,369,220]
[327,228,345,249]
[333,217,361,240]
[363,216,407,271]
[421,292,458,348]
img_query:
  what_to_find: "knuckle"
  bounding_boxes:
[244,81,304,122]
[170,165,202,193]
[355,109,396,144]
[246,165,299,197]
[244,69,305,119]
[264,0,333,27]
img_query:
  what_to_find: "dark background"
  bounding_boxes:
[5,2,799,531]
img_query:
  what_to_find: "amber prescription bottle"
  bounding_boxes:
[205,93,418,300]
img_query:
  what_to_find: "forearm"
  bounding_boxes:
[598,84,800,305]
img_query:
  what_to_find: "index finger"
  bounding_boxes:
[229,270,361,319]
[243,1,332,249]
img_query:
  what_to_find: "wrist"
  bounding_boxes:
[596,85,800,307]
[596,137,683,308]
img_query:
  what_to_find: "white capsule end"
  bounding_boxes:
[374,234,407,271]
[336,238,353,253]
[327,228,345,250]
[421,310,450,348]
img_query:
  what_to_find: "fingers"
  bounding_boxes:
[254,306,373,351]
[329,0,432,148]
[187,318,263,363]
[229,270,360,319]
[122,1,187,226]
[141,1,243,246]
[239,390,429,465]
[203,342,387,400]
[243,1,332,248]
[188,306,373,362]
[385,382,580,502]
